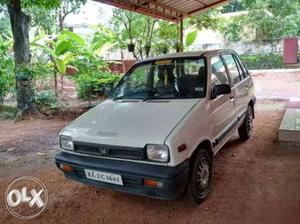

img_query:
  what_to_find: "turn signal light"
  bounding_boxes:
[177,143,187,152]
[59,164,72,172]
[144,179,163,188]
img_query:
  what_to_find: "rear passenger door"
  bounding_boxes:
[221,53,249,120]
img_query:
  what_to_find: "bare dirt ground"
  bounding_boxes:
[0,71,300,224]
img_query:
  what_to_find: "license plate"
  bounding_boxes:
[84,169,123,185]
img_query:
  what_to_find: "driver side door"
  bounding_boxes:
[209,55,235,149]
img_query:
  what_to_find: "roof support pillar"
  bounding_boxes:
[179,18,183,52]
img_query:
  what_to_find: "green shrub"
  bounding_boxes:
[0,37,14,105]
[74,71,121,100]
[34,90,58,109]
[31,63,53,81]
[0,106,17,120]
[0,72,14,105]
[240,54,284,70]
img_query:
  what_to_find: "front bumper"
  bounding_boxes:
[55,151,189,200]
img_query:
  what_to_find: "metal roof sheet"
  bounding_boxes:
[94,0,229,22]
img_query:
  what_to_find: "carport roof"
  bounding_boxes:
[94,0,229,22]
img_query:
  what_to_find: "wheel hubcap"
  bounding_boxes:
[247,110,253,135]
[195,159,210,190]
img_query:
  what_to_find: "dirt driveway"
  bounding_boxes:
[0,99,300,224]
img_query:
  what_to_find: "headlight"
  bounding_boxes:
[146,144,169,162]
[60,135,74,151]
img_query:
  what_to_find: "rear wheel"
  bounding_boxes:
[185,148,212,204]
[238,105,253,140]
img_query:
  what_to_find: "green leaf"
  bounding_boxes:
[56,59,66,73]
[61,30,85,46]
[31,42,53,55]
[54,40,73,56]
[185,30,198,47]
[61,52,74,64]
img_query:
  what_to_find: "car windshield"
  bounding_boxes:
[112,57,206,100]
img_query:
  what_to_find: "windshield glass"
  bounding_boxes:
[112,57,206,100]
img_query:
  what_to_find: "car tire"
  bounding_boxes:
[185,148,212,204]
[238,105,253,140]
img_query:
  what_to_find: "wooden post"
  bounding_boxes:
[179,17,183,52]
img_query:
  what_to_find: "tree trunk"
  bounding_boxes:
[58,10,64,31]
[60,73,64,92]
[7,0,42,120]
[49,43,58,97]
[54,67,58,97]
[58,10,64,92]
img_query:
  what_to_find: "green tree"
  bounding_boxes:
[188,9,223,31]
[241,0,300,39]
[0,0,60,119]
[0,5,12,39]
[0,36,14,106]
[91,24,116,54]
[220,16,243,42]
[222,0,245,13]
[111,9,157,59]
[58,0,86,31]
[26,6,57,34]
[152,21,179,55]
[31,30,85,95]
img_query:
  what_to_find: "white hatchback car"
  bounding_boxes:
[56,50,255,203]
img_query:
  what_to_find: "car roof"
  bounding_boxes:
[141,49,236,62]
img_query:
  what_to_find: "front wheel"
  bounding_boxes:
[185,148,212,204]
[238,105,253,140]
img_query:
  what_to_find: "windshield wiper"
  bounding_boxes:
[113,91,150,101]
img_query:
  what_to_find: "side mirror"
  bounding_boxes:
[212,84,231,99]
[104,86,112,97]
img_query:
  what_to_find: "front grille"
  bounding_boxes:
[74,141,146,160]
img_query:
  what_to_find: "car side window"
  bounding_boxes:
[234,55,249,78]
[222,54,241,86]
[210,56,229,88]
[233,55,246,80]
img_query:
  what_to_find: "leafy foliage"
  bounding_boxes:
[25,6,58,34]
[34,89,58,109]
[241,54,284,70]
[152,21,179,55]
[0,0,60,8]
[185,30,198,47]
[188,9,222,31]
[111,9,157,59]
[0,5,12,39]
[0,36,14,105]
[91,24,115,53]
[240,0,300,39]
[74,71,120,100]
[32,30,85,74]
[58,0,87,30]
[221,17,243,42]
[222,0,245,13]
[0,105,17,120]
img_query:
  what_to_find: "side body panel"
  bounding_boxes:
[164,99,214,166]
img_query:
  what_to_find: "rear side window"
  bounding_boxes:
[211,56,229,87]
[234,55,249,78]
[222,54,241,85]
[233,56,244,80]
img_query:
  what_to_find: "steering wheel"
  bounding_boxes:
[133,83,159,94]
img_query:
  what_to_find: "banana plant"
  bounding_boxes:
[31,30,85,94]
